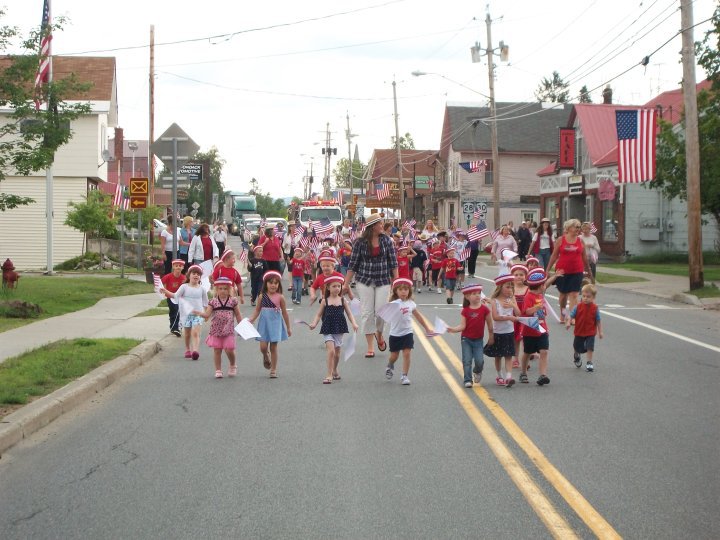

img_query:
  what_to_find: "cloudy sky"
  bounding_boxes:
[5,0,717,197]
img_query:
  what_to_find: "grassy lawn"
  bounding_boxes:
[687,285,720,298]
[136,300,168,317]
[0,338,141,419]
[595,272,647,284]
[0,276,152,333]
[603,263,720,281]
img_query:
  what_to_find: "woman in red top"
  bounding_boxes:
[188,223,219,265]
[258,225,283,273]
[547,218,591,322]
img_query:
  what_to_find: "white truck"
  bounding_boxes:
[294,200,343,229]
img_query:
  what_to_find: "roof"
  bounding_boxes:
[0,55,116,101]
[440,102,573,159]
[644,79,712,125]
[367,149,437,179]
[537,161,559,177]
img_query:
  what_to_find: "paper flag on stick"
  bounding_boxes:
[516,316,547,334]
[294,320,312,327]
[153,273,165,299]
[343,331,357,361]
[376,301,403,325]
[433,316,448,335]
[542,299,561,323]
[350,298,361,317]
[501,249,518,262]
[235,319,261,340]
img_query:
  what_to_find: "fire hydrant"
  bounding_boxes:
[2,258,20,289]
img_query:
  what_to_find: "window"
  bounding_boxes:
[484,160,494,185]
[449,202,455,224]
[545,199,556,226]
[585,195,594,223]
[602,200,618,242]
[522,211,536,224]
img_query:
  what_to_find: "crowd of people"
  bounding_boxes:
[155,214,604,387]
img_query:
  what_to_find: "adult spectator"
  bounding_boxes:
[506,220,518,241]
[528,218,555,270]
[581,221,601,279]
[341,219,352,235]
[160,215,182,275]
[213,221,227,255]
[516,221,532,260]
[258,225,283,273]
[547,218,592,320]
[344,214,398,358]
[490,225,518,265]
[188,223,219,265]
[466,237,480,278]
[421,219,439,238]
[178,216,194,271]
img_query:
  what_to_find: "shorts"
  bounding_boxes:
[457,262,465,274]
[389,333,414,352]
[573,335,595,354]
[444,278,457,290]
[431,268,441,283]
[183,314,204,328]
[523,334,550,354]
[555,272,584,294]
[412,268,423,280]
[323,334,343,348]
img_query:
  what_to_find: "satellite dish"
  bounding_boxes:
[101,149,112,162]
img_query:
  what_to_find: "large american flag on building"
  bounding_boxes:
[616,109,657,184]
[375,183,390,200]
[466,221,490,241]
[34,0,52,110]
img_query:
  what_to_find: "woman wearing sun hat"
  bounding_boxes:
[344,213,398,357]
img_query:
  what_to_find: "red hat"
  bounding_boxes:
[461,283,483,294]
[525,256,540,266]
[510,264,528,275]
[318,255,336,263]
[253,244,264,253]
[494,274,514,286]
[187,264,203,275]
[526,268,547,286]
[220,249,234,261]
[214,276,233,286]
[171,259,185,266]
[263,270,282,281]
[324,275,344,285]
[392,277,413,289]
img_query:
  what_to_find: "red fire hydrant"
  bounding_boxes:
[2,258,20,289]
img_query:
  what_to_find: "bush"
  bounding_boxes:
[0,300,43,318]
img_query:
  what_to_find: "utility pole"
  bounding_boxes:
[148,25,155,207]
[680,0,703,289]
[393,78,404,221]
[321,123,336,200]
[346,112,353,212]
[486,11,501,230]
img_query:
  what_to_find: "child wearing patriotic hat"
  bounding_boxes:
[247,270,291,378]
[309,275,359,384]
[196,276,242,379]
[211,249,245,303]
[310,253,347,304]
[482,274,521,387]
[380,278,434,386]
[520,268,551,386]
[160,259,186,337]
[160,264,208,360]
[448,284,494,388]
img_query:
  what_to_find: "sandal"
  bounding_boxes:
[322,377,332,384]
[228,366,237,377]
[215,370,224,379]
[364,351,375,358]
[262,351,271,370]
[332,373,341,381]
[269,370,278,378]
[375,332,387,352]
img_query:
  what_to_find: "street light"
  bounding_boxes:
[392,77,404,221]
[411,70,492,100]
[127,141,140,271]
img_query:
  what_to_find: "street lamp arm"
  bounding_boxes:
[412,70,491,100]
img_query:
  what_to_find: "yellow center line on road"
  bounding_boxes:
[428,332,622,540]
[413,325,579,540]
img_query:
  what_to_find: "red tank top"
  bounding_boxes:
[555,236,584,274]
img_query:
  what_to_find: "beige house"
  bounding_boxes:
[0,56,117,270]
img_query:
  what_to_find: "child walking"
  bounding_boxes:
[211,249,245,302]
[160,259,186,337]
[443,246,459,304]
[410,241,427,293]
[483,274,520,387]
[511,264,529,368]
[197,276,242,378]
[248,245,268,306]
[447,284,494,388]
[160,264,208,360]
[289,247,306,305]
[309,275,359,384]
[248,270,291,378]
[520,268,551,385]
[383,278,434,386]
[567,283,603,372]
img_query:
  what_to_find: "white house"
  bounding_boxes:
[0,56,117,270]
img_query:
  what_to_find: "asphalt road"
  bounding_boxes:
[0,258,718,539]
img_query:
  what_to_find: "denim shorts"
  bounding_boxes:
[573,335,595,353]
[444,278,457,290]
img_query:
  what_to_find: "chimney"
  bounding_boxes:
[602,85,612,104]
[114,127,124,183]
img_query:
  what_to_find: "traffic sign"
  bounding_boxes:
[462,200,488,221]
[191,201,200,209]
[150,123,199,170]
[130,196,147,209]
[129,177,148,196]
[159,177,190,189]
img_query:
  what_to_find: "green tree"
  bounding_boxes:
[64,190,117,258]
[332,157,367,189]
[652,6,720,226]
[578,85,593,103]
[391,132,415,150]
[535,71,570,103]
[0,9,91,211]
[254,191,286,217]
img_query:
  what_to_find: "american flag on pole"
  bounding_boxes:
[300,235,310,250]
[238,248,248,264]
[616,109,657,183]
[312,217,334,237]
[333,190,343,205]
[590,222,598,234]
[466,221,490,241]
[34,0,52,110]
[459,160,488,173]
[375,183,390,200]
[113,183,129,210]
[293,223,305,242]
[473,208,481,219]
[458,248,471,262]
[403,219,416,228]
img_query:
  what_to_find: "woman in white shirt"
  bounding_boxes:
[581,222,601,279]
[160,215,182,275]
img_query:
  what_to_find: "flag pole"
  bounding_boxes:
[44,0,54,275]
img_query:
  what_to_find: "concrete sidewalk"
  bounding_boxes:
[0,293,171,365]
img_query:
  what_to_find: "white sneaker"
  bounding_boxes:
[401,375,411,385]
[385,365,394,380]
[437,288,442,294]
[473,372,482,384]
[464,381,473,388]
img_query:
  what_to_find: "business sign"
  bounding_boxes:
[179,163,203,181]
[558,128,576,169]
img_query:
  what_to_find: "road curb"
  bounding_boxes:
[0,337,170,456]
[671,292,703,306]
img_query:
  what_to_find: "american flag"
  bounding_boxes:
[333,190,343,205]
[259,218,266,230]
[34,0,52,110]
[460,160,488,173]
[458,248,471,262]
[590,222,598,234]
[238,249,248,264]
[309,236,320,252]
[375,183,390,200]
[490,229,500,240]
[300,235,310,250]
[349,229,357,241]
[293,223,305,242]
[403,219,416,228]
[312,217,334,237]
[616,109,657,183]
[473,208,481,219]
[466,221,490,241]
[113,183,130,210]
[152,273,162,290]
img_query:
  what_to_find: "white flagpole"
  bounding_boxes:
[45,0,54,275]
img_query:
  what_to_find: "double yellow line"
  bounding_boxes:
[414,323,621,540]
